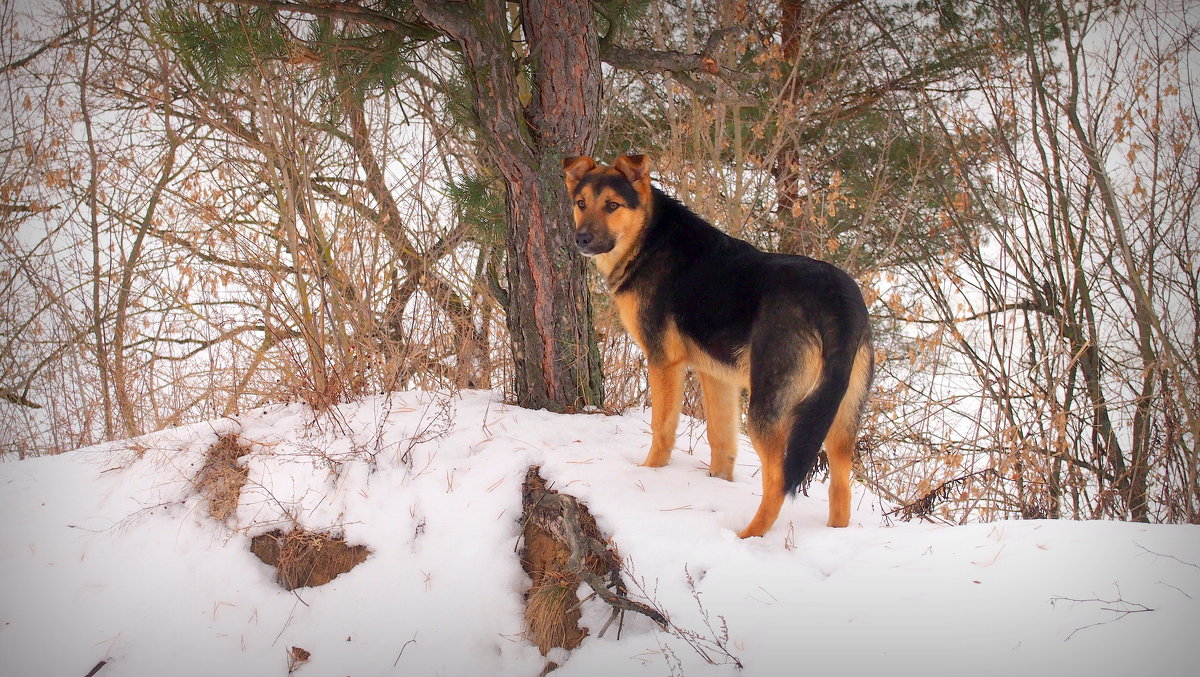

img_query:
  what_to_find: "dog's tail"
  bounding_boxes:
[782,332,870,495]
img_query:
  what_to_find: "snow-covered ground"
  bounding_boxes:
[1,390,1197,676]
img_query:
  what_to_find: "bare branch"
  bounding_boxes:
[0,19,88,75]
[0,388,42,409]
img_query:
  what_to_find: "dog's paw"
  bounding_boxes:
[708,467,734,482]
[639,450,670,468]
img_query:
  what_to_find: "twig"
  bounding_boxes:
[393,634,417,668]
[673,566,744,668]
[1050,586,1155,641]
[622,563,744,669]
[885,468,1000,521]
[596,607,621,639]
[1134,542,1200,570]
[1156,581,1192,599]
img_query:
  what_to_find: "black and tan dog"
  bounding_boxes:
[563,154,874,538]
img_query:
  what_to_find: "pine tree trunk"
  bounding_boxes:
[415,0,604,411]
[512,0,604,410]
[502,159,604,411]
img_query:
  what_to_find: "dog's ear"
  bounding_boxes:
[614,154,650,187]
[562,155,597,191]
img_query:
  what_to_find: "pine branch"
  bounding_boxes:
[209,0,438,39]
[599,27,750,82]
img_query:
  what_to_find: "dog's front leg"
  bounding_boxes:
[699,373,739,481]
[641,362,684,468]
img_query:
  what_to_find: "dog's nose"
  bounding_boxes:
[575,231,594,249]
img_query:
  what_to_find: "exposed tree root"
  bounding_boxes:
[520,466,667,656]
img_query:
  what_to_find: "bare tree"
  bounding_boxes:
[882,0,1199,522]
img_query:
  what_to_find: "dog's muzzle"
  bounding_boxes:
[574,230,613,256]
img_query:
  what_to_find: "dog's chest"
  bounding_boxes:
[612,291,644,348]
[612,289,688,365]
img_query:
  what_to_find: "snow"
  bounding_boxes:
[1,390,1198,676]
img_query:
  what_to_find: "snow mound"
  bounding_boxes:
[1,391,1197,676]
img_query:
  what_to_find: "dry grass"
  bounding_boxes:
[195,434,251,522]
[522,527,589,653]
[250,528,370,590]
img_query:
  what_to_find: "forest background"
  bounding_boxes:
[2,0,1197,525]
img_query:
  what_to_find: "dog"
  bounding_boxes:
[563,154,874,538]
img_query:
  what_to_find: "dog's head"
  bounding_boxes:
[562,155,652,261]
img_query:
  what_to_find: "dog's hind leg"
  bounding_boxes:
[737,329,825,538]
[641,362,685,468]
[823,344,875,527]
[699,373,740,481]
[823,415,856,528]
[737,420,788,538]
[825,427,854,528]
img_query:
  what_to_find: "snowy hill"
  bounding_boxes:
[2,391,1198,676]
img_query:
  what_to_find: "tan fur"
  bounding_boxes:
[642,362,684,468]
[611,292,644,349]
[564,156,652,281]
[781,342,823,408]
[698,372,740,481]
[738,422,789,538]
[590,184,645,278]
[683,338,751,390]
[823,343,873,527]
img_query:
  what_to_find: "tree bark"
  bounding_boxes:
[414,0,603,411]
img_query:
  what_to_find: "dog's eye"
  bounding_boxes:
[575,199,586,209]
[605,201,621,212]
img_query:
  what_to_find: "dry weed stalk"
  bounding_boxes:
[286,646,311,673]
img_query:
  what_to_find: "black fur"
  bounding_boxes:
[572,172,642,209]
